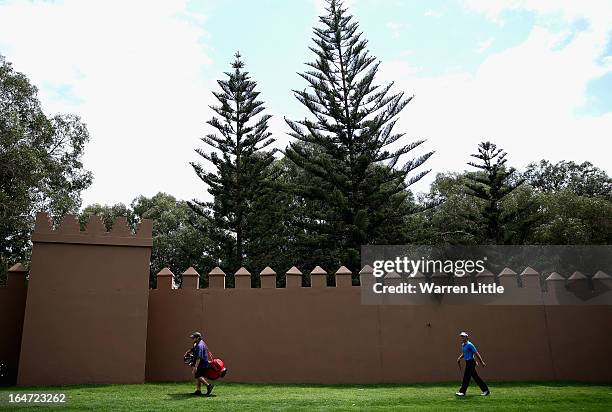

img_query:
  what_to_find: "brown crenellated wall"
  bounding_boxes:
[2,213,611,386]
[144,266,612,384]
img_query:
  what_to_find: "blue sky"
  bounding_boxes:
[0,0,611,206]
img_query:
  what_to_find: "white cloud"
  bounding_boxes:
[477,37,495,53]
[424,9,443,18]
[379,7,612,193]
[0,0,214,206]
[386,22,404,39]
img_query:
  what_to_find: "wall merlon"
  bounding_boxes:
[286,266,303,288]
[260,267,277,289]
[358,265,374,288]
[86,215,106,233]
[7,263,28,289]
[499,267,517,276]
[56,214,80,234]
[520,266,541,289]
[335,266,352,288]
[156,268,175,290]
[181,267,200,289]
[208,267,226,289]
[591,270,612,304]
[383,271,401,286]
[135,219,153,238]
[497,267,518,288]
[520,266,539,276]
[546,272,565,281]
[34,212,53,234]
[568,271,587,281]
[110,216,132,236]
[310,266,327,288]
[234,267,252,289]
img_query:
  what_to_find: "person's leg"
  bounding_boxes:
[194,369,207,394]
[471,367,489,392]
[197,365,214,396]
[459,361,474,393]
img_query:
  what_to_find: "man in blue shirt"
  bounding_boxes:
[190,332,214,396]
[456,331,490,397]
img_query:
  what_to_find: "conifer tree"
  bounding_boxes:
[464,141,530,244]
[284,0,433,269]
[190,52,276,274]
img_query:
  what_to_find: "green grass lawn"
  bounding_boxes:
[1,381,611,411]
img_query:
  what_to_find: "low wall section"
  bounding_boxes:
[146,266,612,383]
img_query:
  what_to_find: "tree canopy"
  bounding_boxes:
[1,54,92,279]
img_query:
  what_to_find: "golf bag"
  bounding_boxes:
[205,358,227,380]
[183,348,228,380]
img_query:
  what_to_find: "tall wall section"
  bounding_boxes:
[17,213,152,385]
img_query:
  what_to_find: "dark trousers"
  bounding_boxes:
[459,359,488,393]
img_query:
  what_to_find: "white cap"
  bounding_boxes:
[459,332,469,337]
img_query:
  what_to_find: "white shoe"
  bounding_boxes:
[481,390,490,396]
[455,392,465,397]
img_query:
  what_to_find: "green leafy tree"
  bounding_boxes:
[189,52,277,283]
[527,191,611,244]
[79,203,135,230]
[80,194,215,288]
[524,160,611,198]
[132,193,215,288]
[1,54,92,281]
[409,173,485,245]
[284,0,432,270]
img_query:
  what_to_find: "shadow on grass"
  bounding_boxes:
[166,392,217,400]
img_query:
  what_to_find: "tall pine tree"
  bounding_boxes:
[190,52,276,277]
[464,141,532,244]
[284,0,433,270]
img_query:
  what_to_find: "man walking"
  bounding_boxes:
[190,332,214,396]
[455,331,490,397]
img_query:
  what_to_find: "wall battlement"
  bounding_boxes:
[151,265,612,306]
[32,212,152,247]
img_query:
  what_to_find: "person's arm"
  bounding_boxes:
[457,353,464,364]
[475,351,486,367]
[193,357,200,375]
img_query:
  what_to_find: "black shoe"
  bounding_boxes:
[193,390,202,396]
[206,383,214,396]
[220,368,228,378]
